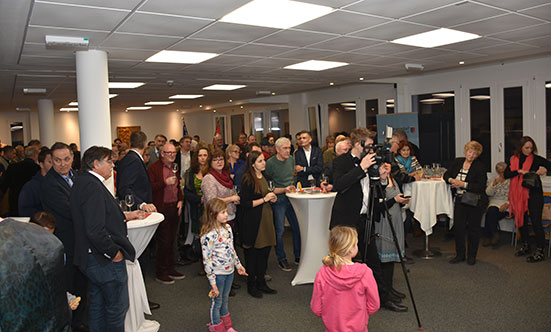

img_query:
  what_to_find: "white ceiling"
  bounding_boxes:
[0,0,549,113]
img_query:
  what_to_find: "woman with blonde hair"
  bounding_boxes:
[443,141,488,265]
[311,226,379,332]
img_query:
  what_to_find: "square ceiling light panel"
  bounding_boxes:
[169,95,204,99]
[108,82,145,88]
[145,101,174,105]
[203,85,246,90]
[146,50,218,64]
[392,28,480,48]
[220,0,333,29]
[126,106,151,110]
[284,60,348,71]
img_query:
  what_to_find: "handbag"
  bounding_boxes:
[460,191,480,207]
[522,172,541,189]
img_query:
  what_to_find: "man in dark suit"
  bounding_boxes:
[146,134,167,167]
[0,145,40,216]
[18,148,52,216]
[71,146,141,332]
[294,130,323,187]
[175,135,193,179]
[330,128,407,312]
[40,142,88,330]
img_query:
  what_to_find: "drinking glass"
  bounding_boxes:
[172,163,178,175]
[233,185,239,195]
[125,193,134,212]
[267,180,275,193]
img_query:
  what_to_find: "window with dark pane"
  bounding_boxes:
[503,87,523,160]
[470,88,491,172]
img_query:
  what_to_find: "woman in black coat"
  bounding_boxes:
[239,151,278,298]
[504,136,551,262]
[443,141,488,265]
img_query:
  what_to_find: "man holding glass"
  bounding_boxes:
[265,137,301,272]
[148,143,184,284]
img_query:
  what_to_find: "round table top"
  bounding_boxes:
[286,191,337,200]
[127,212,164,229]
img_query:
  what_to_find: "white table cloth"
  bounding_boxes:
[125,212,164,332]
[403,179,454,235]
[286,192,337,286]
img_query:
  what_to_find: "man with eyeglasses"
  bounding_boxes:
[147,143,185,284]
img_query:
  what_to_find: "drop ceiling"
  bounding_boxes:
[0,0,549,113]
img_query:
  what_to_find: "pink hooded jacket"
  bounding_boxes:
[311,263,380,332]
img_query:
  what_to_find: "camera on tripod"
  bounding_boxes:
[361,125,395,181]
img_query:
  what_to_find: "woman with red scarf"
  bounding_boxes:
[504,136,551,262]
[201,149,240,225]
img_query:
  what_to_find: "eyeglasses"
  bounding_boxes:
[163,151,177,155]
[212,158,225,162]
[231,150,240,153]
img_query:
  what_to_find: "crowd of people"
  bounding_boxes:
[0,128,550,332]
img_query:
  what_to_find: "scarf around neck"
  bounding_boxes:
[508,153,534,228]
[209,169,233,189]
[397,155,413,173]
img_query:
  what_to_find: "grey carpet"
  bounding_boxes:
[144,226,551,332]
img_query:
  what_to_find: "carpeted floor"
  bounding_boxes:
[144,224,551,332]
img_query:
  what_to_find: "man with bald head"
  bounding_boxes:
[148,143,184,284]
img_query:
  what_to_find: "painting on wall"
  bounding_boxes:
[116,126,141,146]
[214,116,226,144]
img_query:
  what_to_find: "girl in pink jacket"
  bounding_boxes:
[311,226,380,332]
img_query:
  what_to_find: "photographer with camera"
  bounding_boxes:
[329,128,408,312]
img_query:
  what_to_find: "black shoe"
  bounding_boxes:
[402,256,415,265]
[449,256,465,264]
[294,258,300,265]
[247,286,263,298]
[527,248,545,263]
[149,301,160,311]
[467,257,476,265]
[390,288,406,299]
[382,300,408,312]
[515,243,531,257]
[231,282,241,290]
[175,258,194,266]
[229,289,236,297]
[278,259,292,272]
[387,293,402,303]
[257,284,278,294]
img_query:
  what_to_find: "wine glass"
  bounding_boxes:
[267,180,275,193]
[233,184,239,195]
[308,179,316,188]
[125,193,134,212]
[172,163,178,175]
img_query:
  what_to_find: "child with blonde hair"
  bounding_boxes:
[311,226,380,332]
[201,198,247,332]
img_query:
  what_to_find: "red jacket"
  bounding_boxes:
[147,160,183,209]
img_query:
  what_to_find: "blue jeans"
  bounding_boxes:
[210,273,234,325]
[272,195,301,261]
[85,254,129,332]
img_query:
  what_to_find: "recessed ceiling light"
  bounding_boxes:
[109,82,144,89]
[23,88,47,94]
[432,93,455,98]
[213,110,217,113]
[271,92,276,95]
[203,84,246,91]
[145,50,218,64]
[60,107,78,111]
[420,98,445,104]
[169,94,204,99]
[359,77,364,81]
[145,101,174,105]
[229,99,233,102]
[16,107,32,111]
[125,109,128,113]
[199,105,203,108]
[392,28,480,48]
[329,82,334,86]
[126,106,151,110]
[220,0,333,29]
[284,60,348,71]
[240,106,244,109]
[69,101,78,106]
[470,95,491,100]
[459,61,465,65]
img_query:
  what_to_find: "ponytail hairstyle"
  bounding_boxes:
[200,198,228,237]
[322,226,358,271]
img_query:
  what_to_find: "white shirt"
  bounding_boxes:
[303,145,314,181]
[351,153,371,214]
[180,150,191,178]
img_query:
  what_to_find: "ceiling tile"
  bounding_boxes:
[108,59,142,69]
[101,33,181,50]
[44,0,143,10]
[356,55,410,66]
[169,39,244,53]
[294,10,390,35]
[352,42,418,56]
[424,51,487,63]
[301,0,359,7]
[519,36,551,48]
[246,58,302,68]
[404,2,507,27]
[227,44,296,57]
[255,30,335,47]
[438,37,510,51]
[26,26,110,46]
[473,42,539,56]
[190,22,277,43]
[221,66,273,74]
[475,0,551,11]
[350,21,434,41]
[117,12,212,37]
[519,4,551,21]
[30,2,129,31]
[455,13,544,36]
[489,23,551,42]
[321,52,376,64]
[397,48,458,60]
[203,55,264,66]
[345,0,458,19]
[306,36,381,52]
[21,43,75,58]
[139,0,250,20]
[19,55,76,68]
[273,48,340,60]
[101,47,157,60]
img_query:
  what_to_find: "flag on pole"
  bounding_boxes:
[182,117,188,136]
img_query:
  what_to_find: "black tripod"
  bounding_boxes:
[364,175,423,330]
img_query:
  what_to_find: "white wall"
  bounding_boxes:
[110,110,185,144]
[0,112,33,146]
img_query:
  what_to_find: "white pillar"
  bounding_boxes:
[75,50,114,192]
[38,99,55,147]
